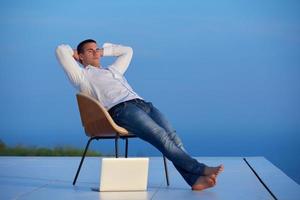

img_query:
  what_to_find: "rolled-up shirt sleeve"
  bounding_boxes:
[103,43,133,75]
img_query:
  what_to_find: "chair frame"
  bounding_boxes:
[72,93,170,186]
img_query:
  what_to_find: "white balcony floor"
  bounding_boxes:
[0,156,299,200]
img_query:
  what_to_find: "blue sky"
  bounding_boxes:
[0,0,299,158]
[1,0,300,183]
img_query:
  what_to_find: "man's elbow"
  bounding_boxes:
[55,45,62,56]
[55,44,73,57]
[126,46,133,56]
[55,45,65,57]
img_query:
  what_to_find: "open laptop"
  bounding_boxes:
[97,157,149,192]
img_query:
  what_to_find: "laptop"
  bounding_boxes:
[97,157,149,192]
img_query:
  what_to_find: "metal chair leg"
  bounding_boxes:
[115,137,119,158]
[73,137,94,185]
[163,156,170,186]
[125,138,128,158]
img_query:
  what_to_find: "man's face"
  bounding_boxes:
[79,42,102,67]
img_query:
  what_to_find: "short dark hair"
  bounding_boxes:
[77,39,97,54]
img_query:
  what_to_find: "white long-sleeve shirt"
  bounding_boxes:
[55,42,143,110]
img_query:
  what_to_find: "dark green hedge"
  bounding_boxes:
[0,139,101,156]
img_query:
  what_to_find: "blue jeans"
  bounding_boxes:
[108,98,207,186]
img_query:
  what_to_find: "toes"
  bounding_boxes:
[207,177,216,186]
[208,174,217,185]
[217,165,224,173]
[204,165,224,176]
[220,165,224,170]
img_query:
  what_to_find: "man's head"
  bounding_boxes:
[77,39,102,67]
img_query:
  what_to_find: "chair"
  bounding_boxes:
[72,92,170,186]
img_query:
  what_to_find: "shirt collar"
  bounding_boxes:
[85,65,103,70]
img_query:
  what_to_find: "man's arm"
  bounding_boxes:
[103,43,133,75]
[55,44,85,88]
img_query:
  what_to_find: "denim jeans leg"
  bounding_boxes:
[112,102,207,186]
[146,102,188,153]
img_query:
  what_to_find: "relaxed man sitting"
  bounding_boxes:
[56,39,224,191]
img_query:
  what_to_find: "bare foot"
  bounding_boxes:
[204,164,224,176]
[191,175,215,191]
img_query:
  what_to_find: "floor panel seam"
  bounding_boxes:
[243,157,278,200]
[150,182,164,200]
[14,182,50,200]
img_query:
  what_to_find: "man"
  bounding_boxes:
[56,39,224,191]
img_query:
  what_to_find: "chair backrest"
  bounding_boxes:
[76,93,129,137]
